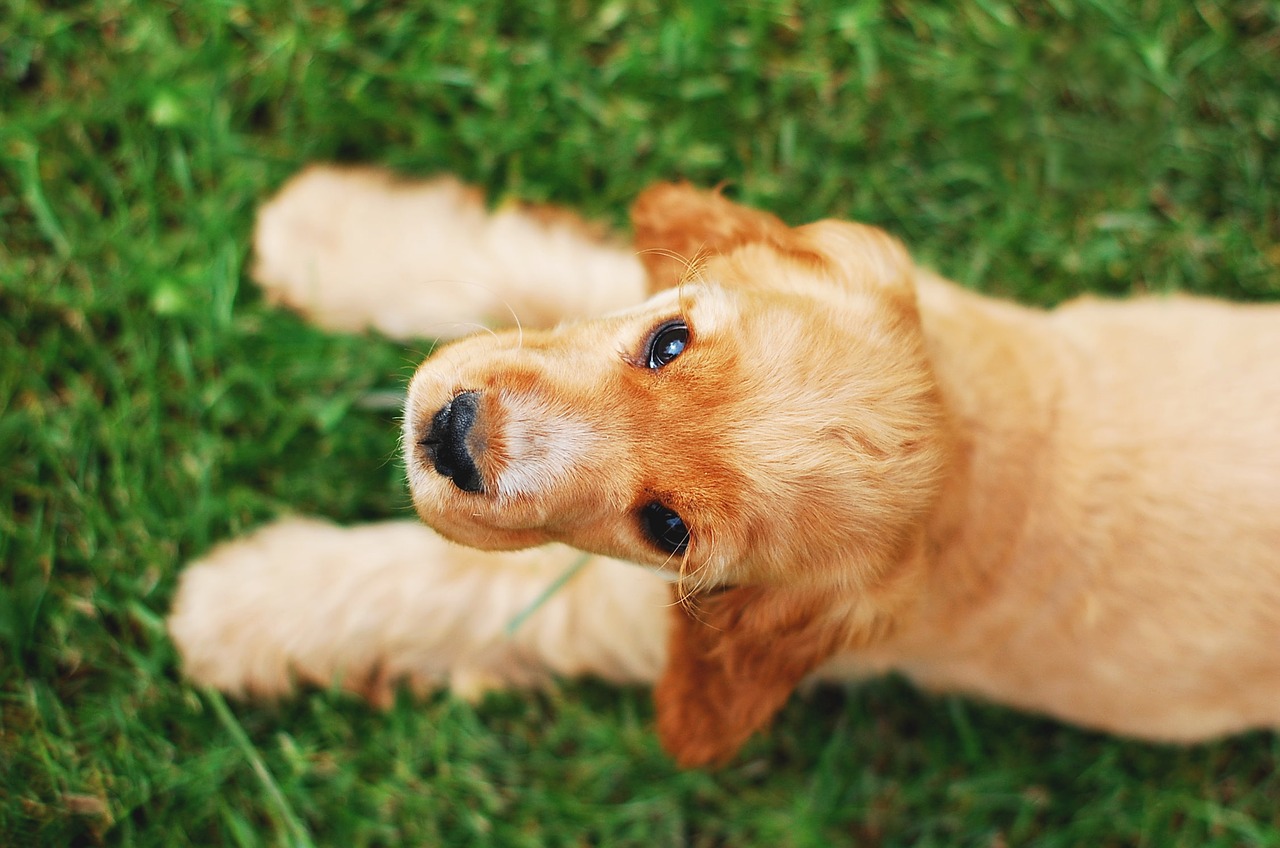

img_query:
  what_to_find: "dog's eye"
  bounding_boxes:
[640,501,690,555]
[646,320,688,369]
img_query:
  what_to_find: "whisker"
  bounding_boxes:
[636,246,698,272]
[409,276,531,337]
[674,249,713,313]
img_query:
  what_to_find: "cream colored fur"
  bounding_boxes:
[252,166,645,337]
[169,518,668,703]
[170,166,1280,766]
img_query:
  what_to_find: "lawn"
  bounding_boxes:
[3,0,1279,845]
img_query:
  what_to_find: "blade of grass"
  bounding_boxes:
[205,689,315,848]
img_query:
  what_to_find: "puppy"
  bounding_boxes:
[171,168,1280,768]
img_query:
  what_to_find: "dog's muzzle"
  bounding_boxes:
[421,391,484,493]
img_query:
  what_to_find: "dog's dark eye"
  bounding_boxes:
[646,320,688,369]
[640,501,690,555]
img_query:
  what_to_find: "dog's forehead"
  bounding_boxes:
[684,283,736,336]
[603,282,738,338]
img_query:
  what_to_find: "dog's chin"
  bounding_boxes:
[418,506,551,552]
[404,476,541,551]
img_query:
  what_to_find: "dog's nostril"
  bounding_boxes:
[427,391,479,444]
[421,391,484,493]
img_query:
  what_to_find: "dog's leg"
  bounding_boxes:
[168,517,669,705]
[252,166,648,339]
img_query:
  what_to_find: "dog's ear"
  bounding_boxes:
[631,184,917,301]
[796,219,917,301]
[630,183,818,293]
[654,585,848,768]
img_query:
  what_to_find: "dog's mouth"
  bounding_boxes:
[420,391,485,494]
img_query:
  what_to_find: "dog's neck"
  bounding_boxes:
[887,274,1066,645]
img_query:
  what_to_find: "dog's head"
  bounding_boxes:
[403,185,950,765]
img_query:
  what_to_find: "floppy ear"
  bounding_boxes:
[631,184,917,302]
[654,586,849,768]
[795,219,917,302]
[630,183,819,293]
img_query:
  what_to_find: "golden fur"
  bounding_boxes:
[170,166,1280,768]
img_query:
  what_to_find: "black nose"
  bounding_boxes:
[422,391,484,493]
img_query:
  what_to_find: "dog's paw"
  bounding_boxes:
[252,166,646,339]
[252,166,488,338]
[169,517,471,702]
[167,518,351,698]
[167,518,612,703]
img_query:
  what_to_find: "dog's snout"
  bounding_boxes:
[422,391,484,493]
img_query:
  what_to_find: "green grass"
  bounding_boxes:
[3,0,1279,844]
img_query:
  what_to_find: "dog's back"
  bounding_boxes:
[888,281,1280,740]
